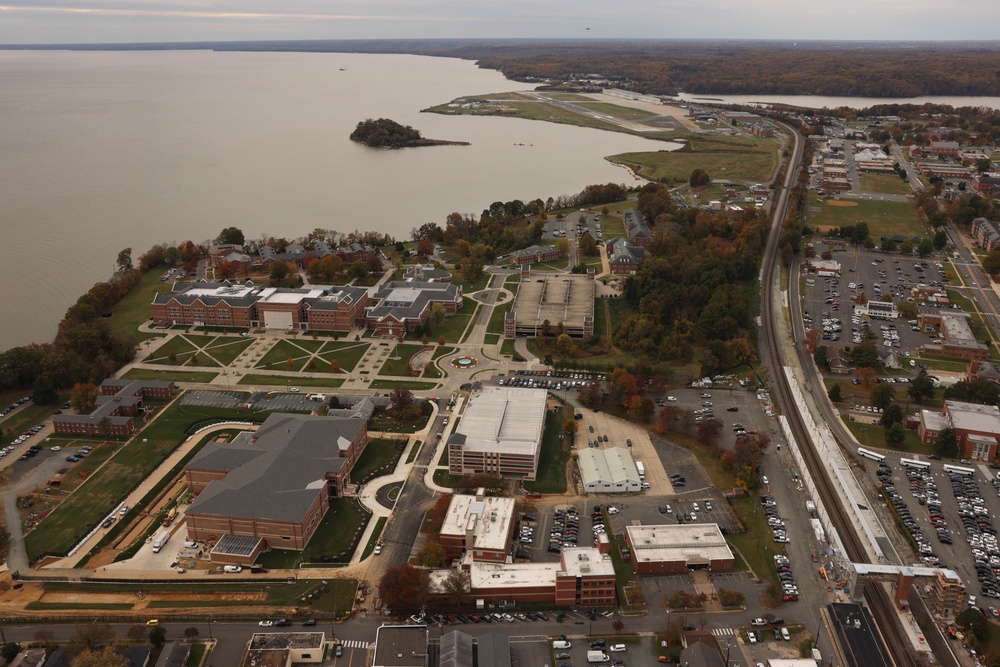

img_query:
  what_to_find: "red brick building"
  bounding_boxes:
[365,281,463,337]
[52,379,176,436]
[626,524,735,574]
[185,413,368,550]
[438,492,516,563]
[918,400,1000,460]
[930,141,961,157]
[509,245,560,266]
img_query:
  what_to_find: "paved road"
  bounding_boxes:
[946,226,1000,339]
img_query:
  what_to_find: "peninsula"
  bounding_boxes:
[349,117,468,148]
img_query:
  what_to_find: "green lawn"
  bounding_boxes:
[145,336,197,365]
[369,379,438,390]
[487,298,515,336]
[236,374,344,388]
[600,214,626,237]
[500,338,519,359]
[122,368,220,383]
[431,299,480,344]
[0,398,67,449]
[350,438,406,484]
[610,134,778,185]
[860,173,912,196]
[24,397,275,561]
[379,344,430,376]
[728,497,784,589]
[523,407,570,494]
[202,337,254,365]
[317,341,371,372]
[804,193,928,241]
[185,643,207,667]
[432,469,464,488]
[255,339,325,371]
[257,498,370,568]
[449,272,491,294]
[107,270,174,343]
[842,415,933,455]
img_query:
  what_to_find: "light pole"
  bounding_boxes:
[207,615,213,641]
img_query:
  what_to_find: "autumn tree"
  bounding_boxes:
[269,260,291,282]
[115,247,133,273]
[70,382,99,414]
[984,249,1000,279]
[869,383,896,410]
[183,627,200,639]
[555,238,570,258]
[907,370,936,403]
[71,648,127,667]
[897,300,919,320]
[414,540,446,567]
[70,623,118,652]
[696,418,723,447]
[689,169,710,187]
[564,419,579,437]
[378,564,430,615]
[855,367,878,387]
[935,427,959,459]
[149,626,166,648]
[330,359,341,373]
[428,303,447,330]
[441,570,471,609]
[579,233,598,257]
[556,333,574,356]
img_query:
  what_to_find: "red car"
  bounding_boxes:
[783,594,799,602]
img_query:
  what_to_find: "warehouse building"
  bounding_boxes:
[577,448,641,493]
[625,524,735,574]
[448,387,547,481]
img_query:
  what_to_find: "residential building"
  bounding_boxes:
[52,379,176,437]
[973,173,1000,195]
[624,209,652,248]
[185,413,368,550]
[577,448,642,493]
[916,163,971,179]
[208,243,253,273]
[973,217,1000,252]
[930,141,961,157]
[504,274,595,339]
[438,491,516,563]
[967,359,1000,385]
[259,243,309,269]
[605,237,647,275]
[151,281,368,332]
[625,524,735,574]
[448,387,547,481]
[919,400,1000,460]
[750,123,774,138]
[366,281,463,337]
[826,347,851,374]
[509,245,560,266]
[403,264,452,283]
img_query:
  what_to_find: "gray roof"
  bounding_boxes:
[974,218,1000,246]
[679,642,725,667]
[477,633,511,667]
[373,625,428,667]
[624,209,651,239]
[510,244,558,261]
[260,243,307,263]
[404,264,452,282]
[440,630,475,667]
[53,379,171,429]
[123,646,151,667]
[153,643,189,667]
[606,237,647,265]
[187,414,366,523]
[367,281,461,323]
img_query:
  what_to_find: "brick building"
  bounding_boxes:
[151,282,368,332]
[919,400,1000,460]
[448,387,547,481]
[438,492,516,563]
[605,237,647,275]
[509,245,560,266]
[625,524,735,574]
[365,281,463,336]
[930,141,961,157]
[185,413,368,550]
[624,209,652,248]
[973,217,1000,252]
[52,379,176,436]
[918,311,989,361]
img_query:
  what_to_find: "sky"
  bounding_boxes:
[0,0,998,44]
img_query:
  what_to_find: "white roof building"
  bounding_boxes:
[439,493,516,556]
[449,387,548,480]
[626,524,734,570]
[577,448,641,494]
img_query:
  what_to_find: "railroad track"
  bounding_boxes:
[759,122,919,667]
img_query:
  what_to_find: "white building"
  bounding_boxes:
[854,300,898,320]
[438,491,516,563]
[577,447,641,494]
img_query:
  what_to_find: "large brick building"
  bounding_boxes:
[973,217,1000,252]
[365,281,463,337]
[919,400,1000,461]
[509,245,560,266]
[184,413,369,550]
[448,387,547,481]
[151,282,368,332]
[918,311,989,361]
[624,209,652,248]
[625,524,735,574]
[438,492,516,563]
[606,237,647,275]
[52,379,176,436]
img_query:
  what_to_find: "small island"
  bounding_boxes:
[349,118,469,148]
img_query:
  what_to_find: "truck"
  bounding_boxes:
[162,507,177,526]
[636,461,645,479]
[811,648,822,667]
[587,650,610,663]
[152,531,170,553]
[805,500,817,516]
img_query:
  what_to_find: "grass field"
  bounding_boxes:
[145,336,196,365]
[431,299,480,344]
[860,173,913,196]
[317,341,371,372]
[369,379,437,390]
[350,438,406,484]
[487,298,514,335]
[257,498,370,568]
[610,134,778,185]
[255,339,324,371]
[202,337,254,365]
[600,214,626,237]
[122,368,220,383]
[522,407,570,494]
[0,398,66,449]
[361,517,388,560]
[107,270,173,343]
[728,497,785,588]
[24,398,274,561]
[576,101,657,121]
[804,193,928,241]
[842,415,932,455]
[379,344,429,376]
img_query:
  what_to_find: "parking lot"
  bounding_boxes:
[861,456,1000,607]
[801,246,952,361]
[574,408,674,496]
[651,385,775,453]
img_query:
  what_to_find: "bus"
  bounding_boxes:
[943,464,976,477]
[900,458,931,471]
[857,447,886,463]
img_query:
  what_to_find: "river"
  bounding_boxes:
[0,50,676,351]
[677,92,1000,110]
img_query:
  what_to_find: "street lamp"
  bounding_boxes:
[207,614,213,641]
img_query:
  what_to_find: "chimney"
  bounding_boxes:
[476,487,485,501]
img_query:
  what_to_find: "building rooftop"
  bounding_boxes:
[559,547,615,578]
[186,413,366,523]
[920,410,950,433]
[941,313,978,344]
[440,493,516,552]
[452,387,547,458]
[372,625,429,667]
[509,274,595,333]
[467,557,561,590]
[946,400,1000,434]
[577,448,641,486]
[626,524,733,564]
[368,280,461,323]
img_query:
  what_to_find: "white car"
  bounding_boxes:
[607,506,620,515]
[750,618,767,626]
[119,506,129,516]
[693,502,700,511]
[289,387,299,392]
[373,544,382,555]
[762,476,769,485]
[610,644,627,652]
[258,620,273,627]
[667,396,677,402]
[50,446,62,451]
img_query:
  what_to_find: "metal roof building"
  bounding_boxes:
[577,447,641,493]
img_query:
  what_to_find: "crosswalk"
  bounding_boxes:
[711,628,735,637]
[338,640,372,650]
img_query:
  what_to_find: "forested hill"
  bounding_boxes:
[349,118,468,148]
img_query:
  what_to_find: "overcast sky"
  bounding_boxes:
[0,0,997,44]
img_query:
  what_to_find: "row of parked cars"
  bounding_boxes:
[956,474,1000,601]
[879,462,948,569]
[0,396,31,419]
[410,611,552,625]
[548,507,590,555]
[6,421,45,453]
[761,493,792,549]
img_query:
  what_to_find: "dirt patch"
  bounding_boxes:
[825,200,859,207]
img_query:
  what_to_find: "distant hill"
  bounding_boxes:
[349,118,468,149]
